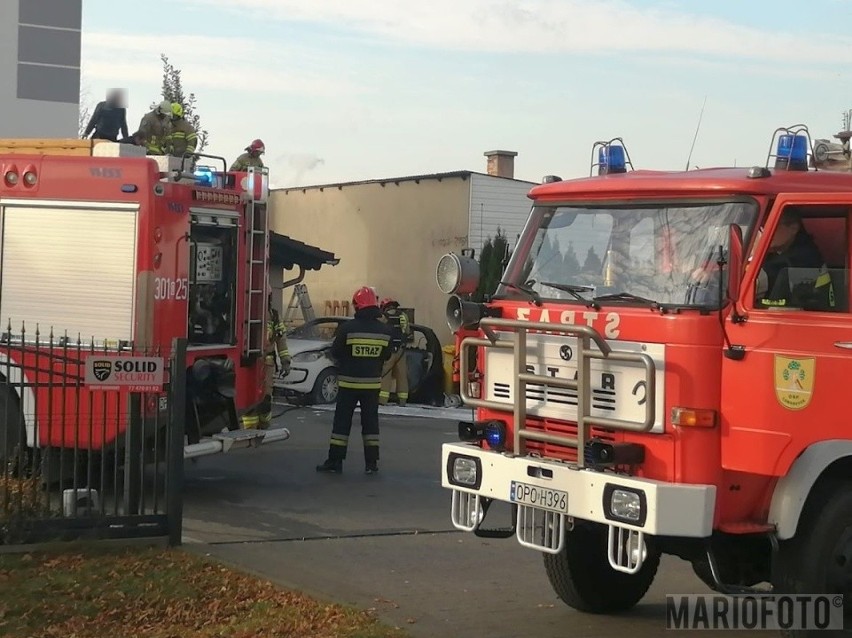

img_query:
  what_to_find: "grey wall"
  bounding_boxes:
[0,0,82,137]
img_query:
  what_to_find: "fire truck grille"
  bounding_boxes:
[523,419,616,463]
[492,382,616,412]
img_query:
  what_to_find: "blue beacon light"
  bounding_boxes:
[599,145,627,175]
[775,134,808,171]
[194,166,215,187]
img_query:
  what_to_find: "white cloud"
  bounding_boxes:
[182,0,852,66]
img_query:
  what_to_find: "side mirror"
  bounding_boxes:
[726,223,744,303]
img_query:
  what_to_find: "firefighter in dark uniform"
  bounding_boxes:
[316,286,392,474]
[379,297,411,406]
[756,208,835,310]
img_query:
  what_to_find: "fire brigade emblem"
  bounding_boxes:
[774,356,815,411]
[92,360,112,382]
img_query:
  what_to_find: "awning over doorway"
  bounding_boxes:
[269,232,339,271]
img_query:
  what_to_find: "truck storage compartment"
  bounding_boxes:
[0,202,139,342]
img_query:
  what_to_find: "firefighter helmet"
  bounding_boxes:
[352,286,379,311]
[380,297,397,310]
[156,100,171,116]
[247,139,265,154]
[170,102,184,118]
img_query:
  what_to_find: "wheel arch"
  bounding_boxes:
[768,440,852,540]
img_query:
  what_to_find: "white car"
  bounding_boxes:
[275,316,444,406]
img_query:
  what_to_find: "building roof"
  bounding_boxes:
[273,170,538,193]
[269,232,340,270]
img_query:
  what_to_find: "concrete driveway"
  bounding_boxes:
[181,404,734,637]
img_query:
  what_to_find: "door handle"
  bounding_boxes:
[834,342,852,349]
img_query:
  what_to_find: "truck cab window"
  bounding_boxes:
[754,206,848,312]
[188,223,238,344]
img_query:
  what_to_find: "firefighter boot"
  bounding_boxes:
[316,459,342,474]
[365,462,379,475]
[258,394,273,430]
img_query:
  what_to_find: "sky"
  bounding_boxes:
[80,0,852,189]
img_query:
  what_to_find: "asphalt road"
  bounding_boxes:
[181,404,749,638]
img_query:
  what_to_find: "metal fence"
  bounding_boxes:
[0,324,186,546]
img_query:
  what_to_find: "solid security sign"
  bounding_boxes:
[85,356,165,392]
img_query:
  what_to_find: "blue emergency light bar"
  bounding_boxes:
[194,166,216,187]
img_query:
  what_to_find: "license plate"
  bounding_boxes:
[510,481,569,514]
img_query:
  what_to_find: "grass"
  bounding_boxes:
[0,546,410,638]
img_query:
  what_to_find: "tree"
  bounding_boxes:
[473,227,510,302]
[583,246,602,273]
[78,82,93,138]
[153,54,209,151]
[562,241,580,276]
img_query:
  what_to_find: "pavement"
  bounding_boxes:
[181,404,745,638]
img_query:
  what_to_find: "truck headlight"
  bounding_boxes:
[447,453,482,489]
[603,484,647,526]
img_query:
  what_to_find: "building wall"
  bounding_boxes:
[269,176,472,344]
[468,173,536,253]
[0,0,81,138]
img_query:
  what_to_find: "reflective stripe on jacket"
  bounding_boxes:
[330,308,393,390]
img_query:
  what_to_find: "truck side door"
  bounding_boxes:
[721,193,852,477]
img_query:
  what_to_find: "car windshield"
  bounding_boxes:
[497,200,758,308]
[287,321,342,340]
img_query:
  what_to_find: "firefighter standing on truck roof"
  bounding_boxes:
[138,101,172,155]
[379,297,411,407]
[230,139,265,171]
[164,103,198,159]
[241,296,291,430]
[316,287,392,475]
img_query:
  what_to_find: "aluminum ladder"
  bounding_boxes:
[243,166,270,361]
[283,283,316,325]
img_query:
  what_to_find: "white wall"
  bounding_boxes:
[468,173,536,254]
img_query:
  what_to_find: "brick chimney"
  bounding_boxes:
[484,150,517,179]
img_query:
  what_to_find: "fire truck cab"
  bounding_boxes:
[436,125,852,631]
[0,138,298,465]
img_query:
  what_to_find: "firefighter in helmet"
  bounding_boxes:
[230,139,265,171]
[241,294,291,429]
[316,286,392,474]
[164,102,198,159]
[138,100,172,155]
[379,297,411,406]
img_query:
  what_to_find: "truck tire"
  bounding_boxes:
[772,479,852,637]
[543,522,660,614]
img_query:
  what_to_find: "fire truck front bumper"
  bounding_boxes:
[442,442,716,572]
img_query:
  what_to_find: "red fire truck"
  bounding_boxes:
[436,125,852,628]
[0,139,290,466]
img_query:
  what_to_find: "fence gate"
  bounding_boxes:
[0,328,186,547]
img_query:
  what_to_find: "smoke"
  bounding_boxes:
[273,153,326,186]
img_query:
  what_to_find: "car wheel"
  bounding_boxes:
[312,368,339,404]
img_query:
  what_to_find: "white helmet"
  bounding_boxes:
[157,100,171,116]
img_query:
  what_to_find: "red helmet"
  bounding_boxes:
[352,286,378,310]
[379,297,394,309]
[247,139,265,153]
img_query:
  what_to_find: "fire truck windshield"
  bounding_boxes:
[498,199,758,308]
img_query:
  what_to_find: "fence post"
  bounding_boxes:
[166,338,187,546]
[123,394,142,515]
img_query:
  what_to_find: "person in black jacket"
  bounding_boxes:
[83,89,129,142]
[317,286,393,474]
[756,208,835,310]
